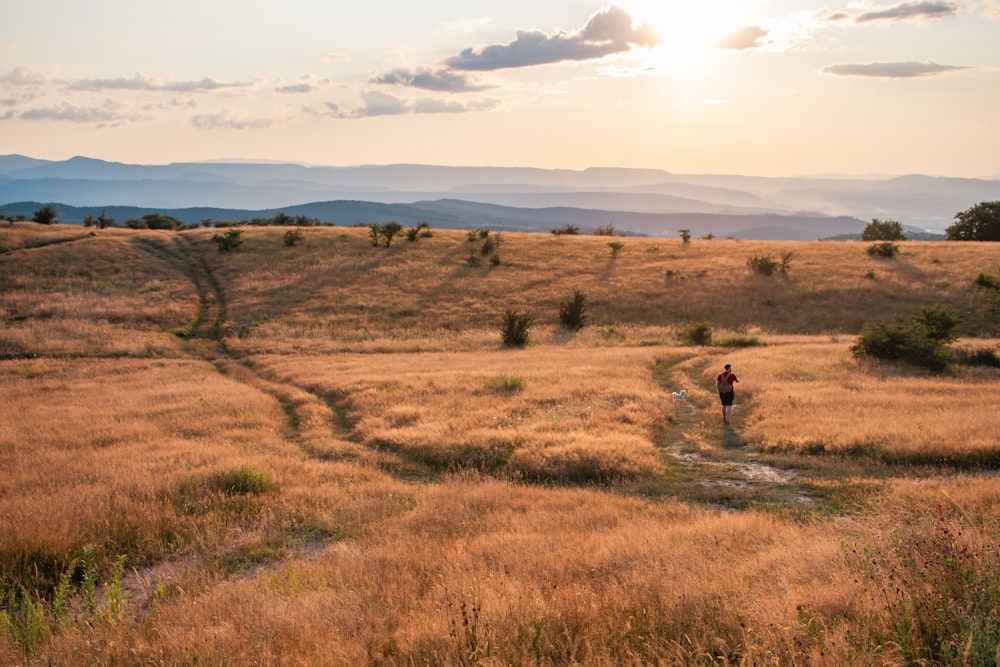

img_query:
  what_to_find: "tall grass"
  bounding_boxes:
[3,223,1000,664]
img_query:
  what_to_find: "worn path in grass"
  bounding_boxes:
[652,356,819,509]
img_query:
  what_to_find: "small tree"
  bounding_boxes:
[594,223,616,236]
[552,224,580,235]
[946,201,1000,241]
[608,241,625,258]
[679,229,691,245]
[558,289,589,332]
[381,221,404,247]
[283,228,304,247]
[501,310,533,348]
[867,241,900,258]
[368,223,382,247]
[32,204,58,225]
[910,303,965,344]
[213,227,244,253]
[862,218,906,241]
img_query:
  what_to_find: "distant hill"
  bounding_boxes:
[2,155,995,236]
[0,199,868,241]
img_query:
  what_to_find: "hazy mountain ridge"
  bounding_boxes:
[1,155,995,237]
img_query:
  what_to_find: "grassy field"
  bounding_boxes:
[2,221,1000,665]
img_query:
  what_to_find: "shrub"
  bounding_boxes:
[594,223,616,236]
[552,224,580,235]
[607,241,624,258]
[283,228,304,247]
[500,310,533,348]
[974,272,1000,290]
[911,303,965,344]
[680,322,713,346]
[558,289,589,332]
[747,251,793,276]
[125,213,185,230]
[715,334,763,347]
[212,227,244,253]
[679,229,691,244]
[31,205,58,225]
[953,346,1000,367]
[862,218,906,241]
[369,224,382,247]
[485,373,526,393]
[210,465,278,496]
[489,253,501,266]
[381,221,404,247]
[851,320,950,371]
[867,241,900,258]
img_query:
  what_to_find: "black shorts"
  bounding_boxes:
[719,391,735,406]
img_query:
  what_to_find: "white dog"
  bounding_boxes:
[672,389,687,399]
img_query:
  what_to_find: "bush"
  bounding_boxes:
[558,289,589,332]
[485,374,526,393]
[953,346,1000,367]
[747,251,793,276]
[679,229,691,244]
[851,320,950,371]
[552,224,580,235]
[31,205,58,225]
[500,310,533,348]
[594,223,616,236]
[862,218,906,241]
[911,303,965,344]
[974,272,1000,290]
[867,241,900,258]
[607,241,624,258]
[210,465,278,496]
[680,322,713,346]
[212,227,244,253]
[283,228,304,247]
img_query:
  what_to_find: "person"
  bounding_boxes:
[716,363,739,424]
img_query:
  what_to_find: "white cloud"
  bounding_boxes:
[715,26,771,50]
[191,111,272,129]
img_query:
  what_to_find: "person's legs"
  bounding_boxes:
[724,404,733,424]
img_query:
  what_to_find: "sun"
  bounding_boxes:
[629,2,745,73]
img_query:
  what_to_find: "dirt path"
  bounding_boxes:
[652,356,818,509]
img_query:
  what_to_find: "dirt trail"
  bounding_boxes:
[652,357,817,508]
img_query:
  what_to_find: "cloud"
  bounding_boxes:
[822,60,970,77]
[67,73,252,92]
[371,67,492,92]
[191,111,272,129]
[715,26,771,50]
[276,83,314,94]
[0,66,46,86]
[353,90,409,117]
[444,5,658,71]
[411,98,467,114]
[821,1,959,24]
[18,101,145,125]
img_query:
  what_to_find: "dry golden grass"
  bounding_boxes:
[3,223,1000,665]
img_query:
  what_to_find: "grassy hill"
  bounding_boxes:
[2,222,1000,665]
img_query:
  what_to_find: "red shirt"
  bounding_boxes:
[716,371,739,391]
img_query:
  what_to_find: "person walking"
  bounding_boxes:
[716,363,739,424]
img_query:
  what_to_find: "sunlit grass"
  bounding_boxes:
[2,223,1000,664]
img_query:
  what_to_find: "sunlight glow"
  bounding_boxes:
[630,1,747,74]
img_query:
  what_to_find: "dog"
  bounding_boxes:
[672,389,687,400]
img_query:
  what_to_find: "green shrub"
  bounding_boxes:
[212,227,244,253]
[861,218,906,241]
[953,346,1000,367]
[500,310,533,348]
[851,320,950,371]
[558,289,589,332]
[715,334,762,348]
[974,272,1000,290]
[911,303,965,344]
[680,322,713,346]
[867,241,900,258]
[607,241,624,258]
[747,251,793,276]
[210,465,278,496]
[282,228,304,247]
[594,223,616,236]
[485,373,526,393]
[552,224,580,235]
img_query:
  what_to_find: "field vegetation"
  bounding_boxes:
[2,221,1000,665]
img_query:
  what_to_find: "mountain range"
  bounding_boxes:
[3,155,996,240]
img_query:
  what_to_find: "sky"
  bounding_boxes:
[2,0,999,177]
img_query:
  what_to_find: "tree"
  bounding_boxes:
[125,213,184,230]
[679,229,691,244]
[862,218,906,241]
[381,221,404,247]
[32,204,58,225]
[946,201,1000,241]
[212,227,244,252]
[558,289,589,332]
